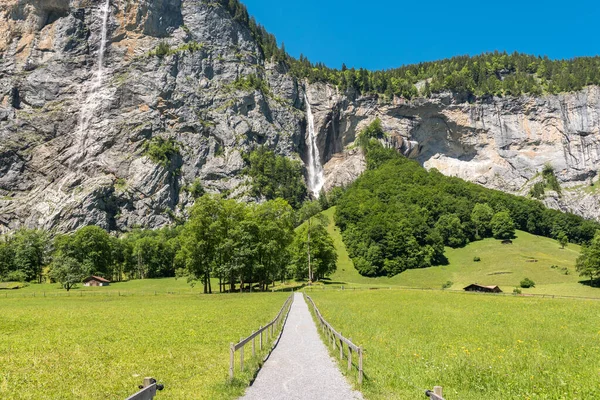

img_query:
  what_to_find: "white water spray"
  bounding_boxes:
[304,93,324,198]
[77,0,112,151]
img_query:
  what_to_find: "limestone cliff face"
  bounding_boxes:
[0,0,306,232]
[1,0,600,234]
[307,84,600,220]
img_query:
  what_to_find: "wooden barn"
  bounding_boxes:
[463,284,502,293]
[83,276,111,287]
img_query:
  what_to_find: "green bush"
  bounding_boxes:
[143,137,180,167]
[441,280,453,289]
[473,256,481,262]
[513,287,522,294]
[154,41,170,57]
[520,277,536,288]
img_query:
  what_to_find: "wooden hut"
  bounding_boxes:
[83,276,111,287]
[463,284,502,293]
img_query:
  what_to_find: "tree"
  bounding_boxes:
[289,216,337,281]
[50,255,86,291]
[245,147,308,209]
[557,231,569,249]
[178,195,223,293]
[576,231,600,284]
[54,226,114,279]
[435,214,467,247]
[11,229,49,282]
[471,203,494,239]
[491,211,515,240]
[253,199,294,289]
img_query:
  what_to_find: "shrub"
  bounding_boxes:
[143,137,180,167]
[473,256,481,262]
[520,277,535,288]
[154,41,170,57]
[513,287,522,294]
[4,270,28,282]
[441,280,453,289]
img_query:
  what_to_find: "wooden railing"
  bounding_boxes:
[125,378,164,400]
[229,293,293,380]
[304,294,364,384]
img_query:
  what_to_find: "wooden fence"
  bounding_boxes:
[425,386,445,399]
[229,293,293,380]
[125,378,164,400]
[304,293,364,384]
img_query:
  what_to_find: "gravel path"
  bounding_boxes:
[240,292,363,400]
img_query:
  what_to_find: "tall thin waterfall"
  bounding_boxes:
[304,93,324,198]
[77,0,112,151]
[96,0,110,81]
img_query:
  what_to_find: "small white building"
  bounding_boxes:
[83,276,111,287]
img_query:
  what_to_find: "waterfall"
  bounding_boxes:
[77,0,112,151]
[96,0,110,81]
[305,93,324,198]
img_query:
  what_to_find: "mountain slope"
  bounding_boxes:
[323,208,599,298]
[1,0,600,234]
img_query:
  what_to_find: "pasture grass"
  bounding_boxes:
[0,292,289,399]
[6,277,298,298]
[308,290,600,399]
[322,208,599,298]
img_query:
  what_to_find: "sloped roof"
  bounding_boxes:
[463,284,501,290]
[83,276,111,283]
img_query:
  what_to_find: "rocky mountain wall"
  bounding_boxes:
[1,0,600,234]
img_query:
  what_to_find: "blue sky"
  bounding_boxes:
[242,0,600,71]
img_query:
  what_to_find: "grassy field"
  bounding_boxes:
[0,277,300,298]
[308,290,600,399]
[0,292,289,399]
[322,208,600,298]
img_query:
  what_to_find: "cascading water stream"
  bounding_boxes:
[77,0,112,152]
[304,93,324,198]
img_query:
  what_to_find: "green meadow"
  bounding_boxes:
[308,290,600,399]
[0,293,288,399]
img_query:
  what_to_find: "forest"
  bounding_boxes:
[0,195,338,293]
[335,122,600,277]
[220,0,600,99]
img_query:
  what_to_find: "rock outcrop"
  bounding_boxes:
[1,0,600,234]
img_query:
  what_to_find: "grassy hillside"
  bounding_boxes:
[323,208,600,298]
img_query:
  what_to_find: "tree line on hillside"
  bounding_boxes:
[219,0,600,99]
[334,121,600,278]
[0,195,340,292]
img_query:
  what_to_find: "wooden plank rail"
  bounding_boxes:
[304,294,364,385]
[125,378,164,400]
[229,293,293,380]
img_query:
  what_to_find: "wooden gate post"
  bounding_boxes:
[434,386,443,397]
[259,326,263,350]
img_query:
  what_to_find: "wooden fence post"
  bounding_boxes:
[240,338,244,371]
[339,335,343,360]
[358,347,363,385]
[252,331,256,357]
[229,343,234,380]
[434,386,443,397]
[347,341,352,371]
[259,326,263,350]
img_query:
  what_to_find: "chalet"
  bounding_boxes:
[463,284,502,293]
[83,276,111,287]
